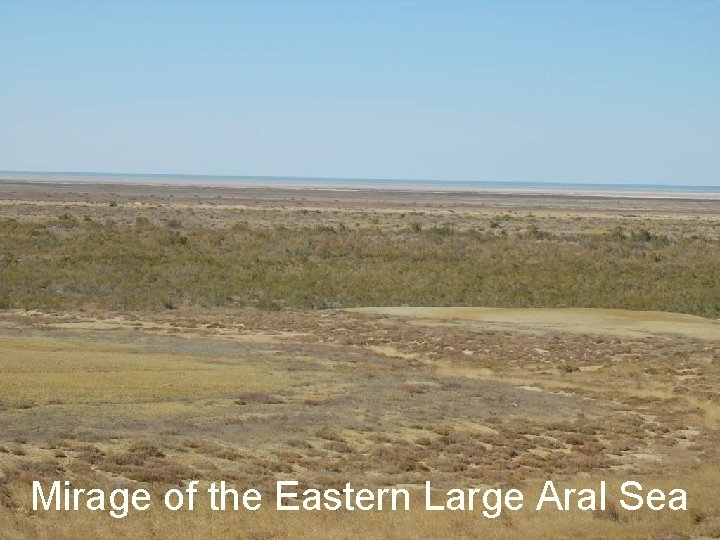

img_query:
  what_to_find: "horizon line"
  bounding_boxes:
[1,169,719,189]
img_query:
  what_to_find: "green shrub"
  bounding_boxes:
[1,217,718,316]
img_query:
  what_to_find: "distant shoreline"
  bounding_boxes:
[1,170,719,200]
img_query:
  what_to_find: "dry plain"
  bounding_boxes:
[1,179,720,539]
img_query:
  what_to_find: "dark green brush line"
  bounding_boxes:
[0,219,718,318]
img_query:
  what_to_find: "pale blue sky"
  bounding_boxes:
[2,1,718,184]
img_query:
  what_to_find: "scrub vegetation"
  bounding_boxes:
[1,204,719,316]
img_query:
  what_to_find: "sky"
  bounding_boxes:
[1,1,719,185]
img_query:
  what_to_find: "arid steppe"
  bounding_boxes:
[1,180,719,538]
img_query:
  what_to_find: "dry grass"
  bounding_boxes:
[1,306,719,538]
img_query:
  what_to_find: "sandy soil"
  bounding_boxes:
[347,307,720,340]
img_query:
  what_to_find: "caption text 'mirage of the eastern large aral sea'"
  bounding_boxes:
[33,479,687,519]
